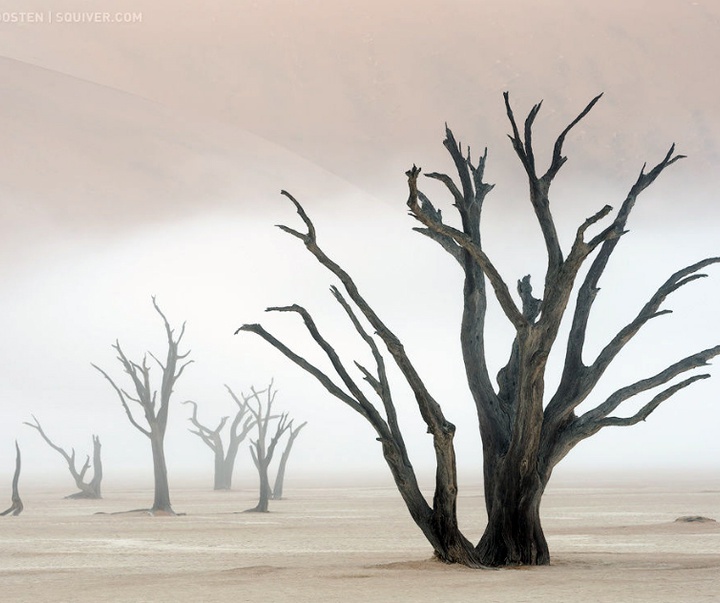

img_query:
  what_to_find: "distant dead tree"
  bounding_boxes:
[183,385,256,490]
[24,415,102,499]
[244,381,291,512]
[271,420,307,500]
[93,297,191,515]
[237,94,720,567]
[1,442,23,516]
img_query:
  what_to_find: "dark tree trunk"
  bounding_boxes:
[378,435,484,567]
[477,458,549,566]
[212,454,240,491]
[150,432,173,514]
[252,464,272,512]
[270,458,287,500]
[1,442,23,517]
[271,421,306,500]
[214,452,232,490]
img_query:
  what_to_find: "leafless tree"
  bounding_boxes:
[93,297,191,515]
[271,420,307,500]
[24,416,102,499]
[237,94,720,567]
[1,442,23,516]
[183,385,256,490]
[244,381,291,512]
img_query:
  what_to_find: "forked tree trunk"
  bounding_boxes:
[183,393,255,491]
[379,436,483,567]
[237,95,720,567]
[25,417,104,500]
[66,435,103,499]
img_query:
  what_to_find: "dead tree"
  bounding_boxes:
[183,385,256,490]
[244,381,291,512]
[93,297,191,515]
[24,416,102,499]
[271,420,307,500]
[1,442,23,516]
[237,94,720,567]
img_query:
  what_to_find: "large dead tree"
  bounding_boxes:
[271,420,307,500]
[244,381,291,512]
[24,416,102,499]
[93,297,191,515]
[1,442,23,516]
[183,385,256,490]
[237,94,720,567]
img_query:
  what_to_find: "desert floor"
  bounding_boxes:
[1,474,718,602]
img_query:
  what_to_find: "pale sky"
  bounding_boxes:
[1,0,718,494]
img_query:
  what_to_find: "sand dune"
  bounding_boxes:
[2,0,719,199]
[0,54,380,269]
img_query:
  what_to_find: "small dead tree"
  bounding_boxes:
[24,415,102,499]
[183,385,256,490]
[271,420,307,500]
[244,381,291,512]
[1,442,23,516]
[93,297,191,515]
[237,94,720,567]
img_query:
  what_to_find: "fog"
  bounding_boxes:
[1,0,719,495]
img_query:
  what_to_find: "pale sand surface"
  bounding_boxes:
[1,478,718,602]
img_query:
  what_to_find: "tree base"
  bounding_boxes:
[65,491,102,500]
[0,500,23,516]
[95,507,182,517]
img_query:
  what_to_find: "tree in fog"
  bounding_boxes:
[1,442,23,516]
[183,385,256,490]
[93,298,191,515]
[237,94,720,566]
[271,419,306,500]
[24,416,103,499]
[244,381,291,512]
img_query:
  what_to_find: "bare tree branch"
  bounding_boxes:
[92,363,152,437]
[544,148,691,429]
[546,257,720,426]
[330,286,410,466]
[407,166,527,329]
[578,345,720,427]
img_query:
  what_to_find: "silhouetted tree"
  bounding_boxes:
[244,381,290,512]
[183,385,256,490]
[93,297,191,515]
[1,442,23,516]
[24,415,102,499]
[271,420,307,500]
[237,94,720,567]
